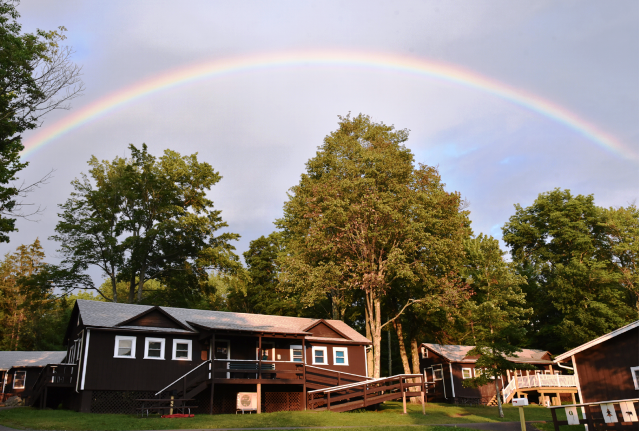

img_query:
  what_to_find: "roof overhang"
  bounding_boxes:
[554,320,639,362]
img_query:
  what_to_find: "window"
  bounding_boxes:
[312,346,327,365]
[433,367,443,380]
[13,371,26,389]
[144,337,165,360]
[290,345,303,363]
[333,347,349,366]
[421,347,428,359]
[114,335,137,358]
[462,368,473,379]
[172,339,192,361]
[632,367,639,390]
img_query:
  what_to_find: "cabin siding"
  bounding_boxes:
[305,342,366,376]
[574,326,639,403]
[83,330,204,391]
[126,309,182,329]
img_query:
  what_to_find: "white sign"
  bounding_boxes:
[600,403,618,423]
[236,392,257,411]
[619,401,638,422]
[565,406,580,425]
[513,398,529,406]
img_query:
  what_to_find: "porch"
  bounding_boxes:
[502,374,578,405]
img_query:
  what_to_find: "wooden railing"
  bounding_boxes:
[548,398,639,431]
[29,364,76,407]
[517,374,576,388]
[212,359,304,381]
[308,373,425,413]
[305,365,368,390]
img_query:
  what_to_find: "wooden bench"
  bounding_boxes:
[454,396,481,407]
[228,362,275,379]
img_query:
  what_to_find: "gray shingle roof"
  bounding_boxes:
[422,343,551,364]
[76,299,370,343]
[0,351,66,370]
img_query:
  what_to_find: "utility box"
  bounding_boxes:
[513,398,529,407]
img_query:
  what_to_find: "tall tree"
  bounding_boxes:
[0,0,83,241]
[502,189,637,352]
[459,234,531,418]
[277,114,469,378]
[51,144,241,303]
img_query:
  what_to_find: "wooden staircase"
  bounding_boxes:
[29,364,76,408]
[307,373,426,414]
[154,360,211,401]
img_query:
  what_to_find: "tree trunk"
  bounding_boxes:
[410,338,422,403]
[366,292,383,378]
[111,275,118,303]
[137,263,147,302]
[494,377,504,418]
[393,319,412,375]
[128,275,136,303]
[365,306,373,377]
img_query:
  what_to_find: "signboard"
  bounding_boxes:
[564,407,580,425]
[236,392,257,412]
[619,401,638,422]
[512,398,529,407]
[600,403,618,423]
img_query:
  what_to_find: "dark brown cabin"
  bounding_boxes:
[29,300,371,414]
[554,320,639,404]
[0,351,65,402]
[419,343,577,406]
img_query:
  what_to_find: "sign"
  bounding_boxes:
[236,392,257,411]
[565,407,580,425]
[512,398,529,406]
[600,403,618,423]
[619,401,638,422]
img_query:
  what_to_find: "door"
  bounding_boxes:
[214,340,230,379]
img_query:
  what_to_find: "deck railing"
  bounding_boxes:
[517,374,576,388]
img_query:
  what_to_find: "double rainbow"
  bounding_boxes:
[21,50,636,161]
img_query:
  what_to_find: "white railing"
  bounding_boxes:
[517,374,576,389]
[502,377,517,402]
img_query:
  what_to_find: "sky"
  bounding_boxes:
[4,0,639,280]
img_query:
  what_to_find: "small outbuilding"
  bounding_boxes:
[553,320,639,404]
[0,351,66,402]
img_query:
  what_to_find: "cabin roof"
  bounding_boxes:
[422,343,552,364]
[553,320,639,362]
[75,300,370,343]
[0,351,66,371]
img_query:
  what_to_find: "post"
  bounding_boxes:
[209,334,215,415]
[43,386,48,409]
[551,407,560,431]
[518,406,526,431]
[257,334,262,414]
[570,392,576,405]
[327,391,331,410]
[402,378,407,414]
[338,371,341,386]
[555,392,560,406]
[420,375,426,415]
[183,376,187,399]
[302,336,307,410]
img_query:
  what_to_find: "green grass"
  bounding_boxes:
[0,402,564,431]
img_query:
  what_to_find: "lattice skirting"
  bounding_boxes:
[265,392,302,413]
[90,390,155,414]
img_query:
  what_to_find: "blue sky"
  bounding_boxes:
[5,0,638,276]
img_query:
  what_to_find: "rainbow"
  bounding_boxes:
[21,50,636,161]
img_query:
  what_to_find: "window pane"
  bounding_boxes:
[118,339,132,356]
[148,342,162,357]
[176,343,189,358]
[14,372,25,388]
[292,349,303,362]
[314,350,324,362]
[335,351,345,364]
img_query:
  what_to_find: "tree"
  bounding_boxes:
[51,144,241,303]
[277,114,469,378]
[459,234,531,418]
[0,0,83,241]
[502,189,638,352]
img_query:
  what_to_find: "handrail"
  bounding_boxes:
[308,373,423,394]
[547,398,639,409]
[154,360,211,396]
[305,365,370,380]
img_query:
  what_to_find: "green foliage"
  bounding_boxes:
[276,113,470,377]
[0,0,82,241]
[50,144,241,303]
[0,239,70,350]
[502,189,638,352]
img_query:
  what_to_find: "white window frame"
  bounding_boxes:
[172,339,192,361]
[433,366,443,381]
[114,335,137,359]
[421,346,428,359]
[631,366,639,390]
[312,346,328,365]
[290,345,303,363]
[12,370,26,389]
[462,368,473,379]
[332,347,349,366]
[144,337,166,360]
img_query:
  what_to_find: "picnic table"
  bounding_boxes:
[454,396,482,407]
[136,398,197,417]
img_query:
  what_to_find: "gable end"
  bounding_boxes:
[117,307,189,330]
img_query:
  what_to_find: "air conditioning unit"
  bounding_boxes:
[236,392,258,412]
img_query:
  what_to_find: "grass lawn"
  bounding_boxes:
[0,401,567,431]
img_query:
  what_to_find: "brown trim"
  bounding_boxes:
[115,306,193,331]
[302,319,352,340]
[84,326,193,335]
